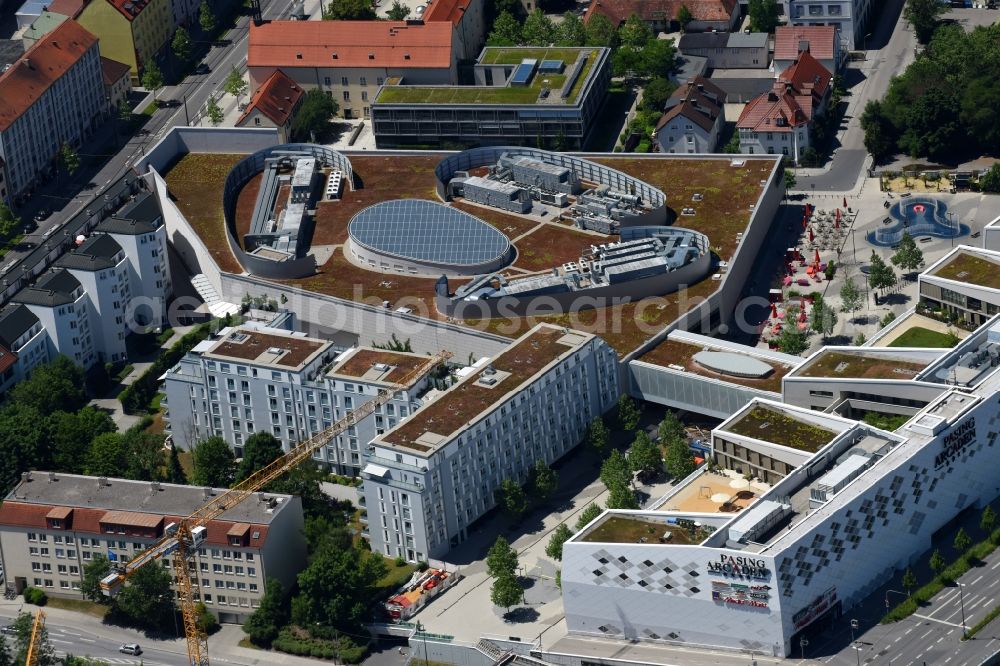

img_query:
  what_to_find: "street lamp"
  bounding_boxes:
[799,636,809,659]
[850,618,860,666]
[415,620,430,666]
[958,583,968,639]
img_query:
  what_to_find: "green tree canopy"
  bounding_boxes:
[172,27,193,62]
[0,202,21,239]
[522,9,556,45]
[243,578,289,646]
[60,142,80,176]
[122,429,166,481]
[486,536,519,578]
[776,326,810,355]
[617,394,641,430]
[386,0,410,19]
[545,524,573,561]
[954,527,972,554]
[587,417,610,456]
[141,60,163,98]
[191,436,236,487]
[664,434,696,479]
[575,503,603,531]
[658,411,685,443]
[11,356,87,415]
[167,444,186,484]
[904,0,947,44]
[628,430,661,478]
[929,548,946,575]
[236,432,284,482]
[555,11,586,46]
[840,276,864,317]
[982,505,998,534]
[981,164,1000,193]
[199,0,217,33]
[606,482,639,509]
[294,542,387,630]
[224,66,248,102]
[891,232,924,273]
[50,407,116,474]
[205,94,224,126]
[640,77,676,112]
[902,567,917,594]
[637,38,677,78]
[747,0,780,33]
[600,449,631,491]
[528,459,559,502]
[490,571,523,612]
[496,478,529,518]
[86,432,127,478]
[112,560,175,629]
[618,13,652,49]
[81,554,112,603]
[868,252,897,300]
[0,404,48,496]
[291,89,339,141]
[487,10,522,46]
[585,13,618,48]
[676,4,692,31]
[810,301,838,340]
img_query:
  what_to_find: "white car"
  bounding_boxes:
[119,644,142,656]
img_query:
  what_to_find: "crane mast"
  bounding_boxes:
[101,350,452,666]
[24,610,46,666]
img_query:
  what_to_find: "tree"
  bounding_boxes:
[0,403,48,495]
[323,0,376,19]
[576,503,603,531]
[236,432,284,482]
[112,560,175,629]
[901,567,917,596]
[619,13,652,49]
[205,94,223,126]
[658,411,685,443]
[60,141,80,177]
[825,259,836,281]
[600,449,631,491]
[496,478,529,518]
[522,9,555,46]
[585,13,618,48]
[664,434,696,480]
[676,3,693,31]
[195,602,219,634]
[490,572,523,613]
[172,27,193,62]
[12,611,55,666]
[122,430,166,481]
[628,431,661,480]
[954,527,972,554]
[528,459,559,502]
[0,633,12,666]
[776,326,810,355]
[268,460,332,518]
[904,0,946,44]
[854,332,867,346]
[861,100,896,165]
[49,407,116,473]
[81,554,112,603]
[224,66,248,106]
[891,231,924,274]
[981,505,997,535]
[637,38,677,79]
[723,133,741,153]
[868,252,897,303]
[243,578,288,646]
[291,89,339,142]
[386,0,410,19]
[810,301,838,340]
[840,276,864,318]
[11,356,87,415]
[747,0,780,33]
[929,548,946,576]
[486,536,518,578]
[487,10,522,46]
[980,164,1000,193]
[85,432,127,477]
[617,394,641,430]
[784,169,797,191]
[191,436,236,487]
[142,60,163,101]
[167,444,186,484]
[199,0,217,33]
[587,417,610,456]
[640,77,675,112]
[545,524,573,561]
[555,11,586,46]
[0,202,20,238]
[294,543,386,630]
[606,482,639,510]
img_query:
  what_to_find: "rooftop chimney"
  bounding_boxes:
[97,476,108,487]
[48,472,56,482]
[203,487,213,499]
[21,471,31,483]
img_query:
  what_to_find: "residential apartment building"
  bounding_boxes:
[101,56,132,113]
[13,269,97,369]
[677,31,768,69]
[94,190,173,326]
[54,234,132,364]
[235,70,305,143]
[784,0,874,48]
[0,20,105,206]
[371,46,612,149]
[359,324,619,562]
[737,50,832,163]
[774,25,843,75]
[247,20,456,121]
[421,0,487,61]
[0,472,306,623]
[0,304,49,395]
[162,326,435,476]
[584,0,738,33]
[77,0,173,79]
[654,76,726,154]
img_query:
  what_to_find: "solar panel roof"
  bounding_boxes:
[511,60,537,85]
[348,200,512,267]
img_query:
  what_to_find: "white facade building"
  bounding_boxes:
[784,0,874,49]
[13,269,96,368]
[360,324,619,562]
[0,304,50,395]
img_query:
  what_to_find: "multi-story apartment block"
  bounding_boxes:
[163,326,436,476]
[0,20,105,206]
[13,269,96,368]
[101,56,132,113]
[421,0,487,61]
[0,472,306,623]
[55,234,131,364]
[77,0,172,80]
[0,304,50,395]
[95,191,172,326]
[247,20,456,121]
[784,0,874,49]
[359,324,619,562]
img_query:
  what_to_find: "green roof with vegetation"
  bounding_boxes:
[375,47,600,106]
[932,251,1000,290]
[579,515,713,545]
[797,350,929,380]
[888,326,961,348]
[725,405,837,453]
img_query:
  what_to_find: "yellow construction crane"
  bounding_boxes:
[24,610,46,666]
[100,350,451,666]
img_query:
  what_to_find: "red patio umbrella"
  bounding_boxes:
[798,308,807,323]
[843,196,848,208]
[771,302,778,318]
[802,214,808,230]
[814,249,821,265]
[836,208,842,222]
[809,227,815,242]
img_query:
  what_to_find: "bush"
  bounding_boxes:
[394,556,407,567]
[24,587,47,606]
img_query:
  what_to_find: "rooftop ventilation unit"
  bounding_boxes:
[373,363,390,371]
[266,347,287,355]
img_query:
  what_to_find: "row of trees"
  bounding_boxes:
[494,459,560,519]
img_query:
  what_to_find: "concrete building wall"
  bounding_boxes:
[655,115,722,154]
[24,295,95,368]
[629,360,778,419]
[105,224,172,326]
[66,262,130,363]
[785,0,873,48]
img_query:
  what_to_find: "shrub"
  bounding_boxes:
[394,555,407,567]
[24,587,47,605]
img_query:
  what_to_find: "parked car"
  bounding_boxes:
[119,644,142,655]
[1,625,17,635]
[195,63,210,75]
[33,209,51,222]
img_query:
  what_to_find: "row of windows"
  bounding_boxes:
[321,76,384,87]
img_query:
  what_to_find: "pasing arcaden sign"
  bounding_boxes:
[935,417,976,469]
[706,554,771,580]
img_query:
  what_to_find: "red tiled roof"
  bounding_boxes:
[237,69,303,127]
[0,20,98,133]
[423,0,471,26]
[0,343,15,377]
[46,0,85,17]
[782,49,832,97]
[737,50,831,131]
[104,0,156,22]
[774,25,837,61]
[584,0,736,26]
[655,75,724,133]
[248,20,453,70]
[101,56,131,86]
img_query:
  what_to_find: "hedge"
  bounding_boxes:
[272,627,367,663]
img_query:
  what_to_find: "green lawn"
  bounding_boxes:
[376,559,417,596]
[888,326,960,348]
[46,597,110,619]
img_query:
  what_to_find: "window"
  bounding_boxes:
[360,76,367,86]
[324,76,332,85]
[343,91,350,101]
[341,76,348,86]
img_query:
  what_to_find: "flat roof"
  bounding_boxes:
[930,249,1000,291]
[578,513,714,545]
[639,337,792,393]
[655,469,769,515]
[205,328,329,369]
[328,347,433,386]
[724,404,837,453]
[378,325,591,453]
[794,349,930,380]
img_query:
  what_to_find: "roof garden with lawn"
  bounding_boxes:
[579,514,715,545]
[724,405,837,453]
[795,350,930,380]
[375,47,600,106]
[931,251,1000,290]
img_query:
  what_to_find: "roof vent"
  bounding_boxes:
[368,53,375,59]
[403,53,411,60]
[48,472,56,482]
[203,487,213,499]
[296,53,302,59]
[331,53,337,59]
[97,476,108,487]
[21,471,31,483]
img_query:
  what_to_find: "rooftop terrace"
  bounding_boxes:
[655,469,770,514]
[207,329,328,368]
[931,250,1000,290]
[725,405,837,453]
[579,514,714,545]
[639,338,791,393]
[795,350,930,380]
[379,326,587,453]
[329,348,433,386]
